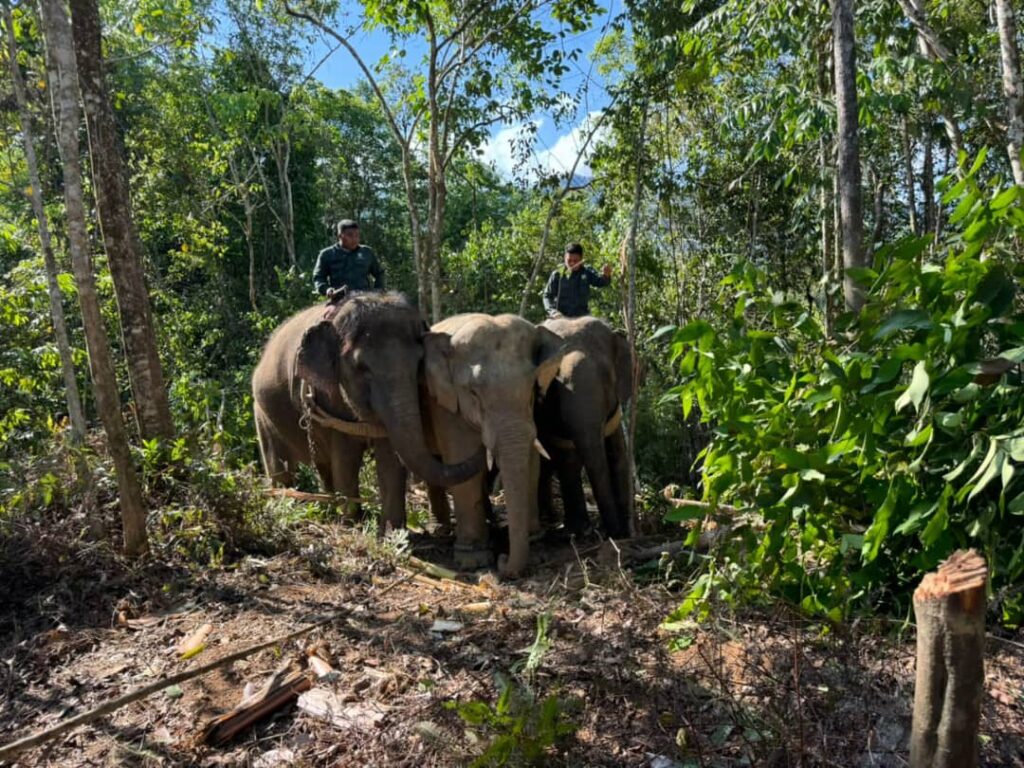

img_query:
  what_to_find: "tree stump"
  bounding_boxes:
[910,549,988,768]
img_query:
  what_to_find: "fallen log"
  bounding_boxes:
[200,665,314,746]
[910,549,987,768]
[264,488,373,505]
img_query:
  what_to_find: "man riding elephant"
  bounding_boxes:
[313,219,385,297]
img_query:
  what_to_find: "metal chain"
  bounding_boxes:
[299,382,317,468]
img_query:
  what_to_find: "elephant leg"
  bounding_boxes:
[327,433,364,520]
[556,450,590,535]
[605,428,635,536]
[577,431,626,539]
[428,485,453,534]
[432,407,491,569]
[374,439,407,533]
[538,455,556,527]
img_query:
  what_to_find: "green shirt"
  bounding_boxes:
[312,243,385,295]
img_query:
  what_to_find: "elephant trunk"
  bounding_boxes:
[374,386,484,487]
[489,421,537,578]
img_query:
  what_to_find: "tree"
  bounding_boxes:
[68,0,173,441]
[286,0,598,320]
[2,1,87,464]
[38,0,148,556]
[832,0,865,312]
[995,0,1024,186]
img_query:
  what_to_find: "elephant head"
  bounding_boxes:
[294,292,483,488]
[424,313,564,577]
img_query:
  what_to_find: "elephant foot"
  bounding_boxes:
[454,543,493,570]
[497,553,527,579]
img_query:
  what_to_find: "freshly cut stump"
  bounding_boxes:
[910,549,987,768]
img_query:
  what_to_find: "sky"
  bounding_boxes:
[297,1,621,182]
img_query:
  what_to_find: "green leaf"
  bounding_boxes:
[862,482,897,563]
[873,310,932,341]
[990,186,1019,211]
[895,361,929,413]
[673,321,714,344]
[651,324,677,342]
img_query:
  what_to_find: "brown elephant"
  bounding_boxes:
[423,314,564,577]
[535,316,635,538]
[252,292,483,529]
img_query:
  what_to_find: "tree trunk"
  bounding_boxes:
[832,0,865,312]
[68,0,173,441]
[623,104,647,534]
[910,549,987,768]
[995,0,1024,185]
[922,135,935,234]
[4,2,88,462]
[39,0,148,557]
[870,166,885,247]
[902,116,919,234]
[900,0,965,164]
[272,134,296,266]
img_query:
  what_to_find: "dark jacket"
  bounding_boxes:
[542,265,610,317]
[312,244,385,295]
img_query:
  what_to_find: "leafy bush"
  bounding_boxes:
[448,614,578,766]
[665,152,1024,626]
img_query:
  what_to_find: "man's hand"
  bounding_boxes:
[602,264,613,279]
[326,287,336,298]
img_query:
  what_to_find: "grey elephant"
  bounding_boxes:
[423,314,564,577]
[252,292,483,529]
[535,316,635,538]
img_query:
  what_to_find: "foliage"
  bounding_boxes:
[665,153,1024,626]
[447,614,578,767]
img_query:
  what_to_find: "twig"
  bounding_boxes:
[0,617,336,761]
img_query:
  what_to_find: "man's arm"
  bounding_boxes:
[312,249,330,295]
[542,270,560,317]
[368,249,385,290]
[585,264,611,288]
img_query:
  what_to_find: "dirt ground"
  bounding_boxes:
[1,507,1023,767]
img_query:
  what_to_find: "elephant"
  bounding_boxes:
[251,291,483,529]
[535,316,635,539]
[422,314,565,577]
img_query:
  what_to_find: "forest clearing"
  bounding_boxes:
[1,491,1022,767]
[4,0,1024,764]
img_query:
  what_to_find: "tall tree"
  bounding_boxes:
[3,1,88,462]
[38,0,148,556]
[68,0,174,440]
[832,0,865,312]
[995,0,1024,186]
[286,0,598,321]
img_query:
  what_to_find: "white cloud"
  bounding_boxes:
[478,111,608,181]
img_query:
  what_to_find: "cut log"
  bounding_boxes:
[910,549,987,768]
[200,665,313,746]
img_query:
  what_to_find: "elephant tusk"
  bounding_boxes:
[486,450,495,471]
[533,439,551,460]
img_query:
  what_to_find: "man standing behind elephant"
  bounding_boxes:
[313,219,385,297]
[542,242,612,318]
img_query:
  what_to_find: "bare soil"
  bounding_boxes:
[1,507,1022,767]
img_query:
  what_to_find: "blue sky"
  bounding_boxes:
[297,1,621,181]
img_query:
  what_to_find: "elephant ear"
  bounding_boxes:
[613,330,635,405]
[534,326,565,396]
[297,321,341,391]
[423,332,458,413]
